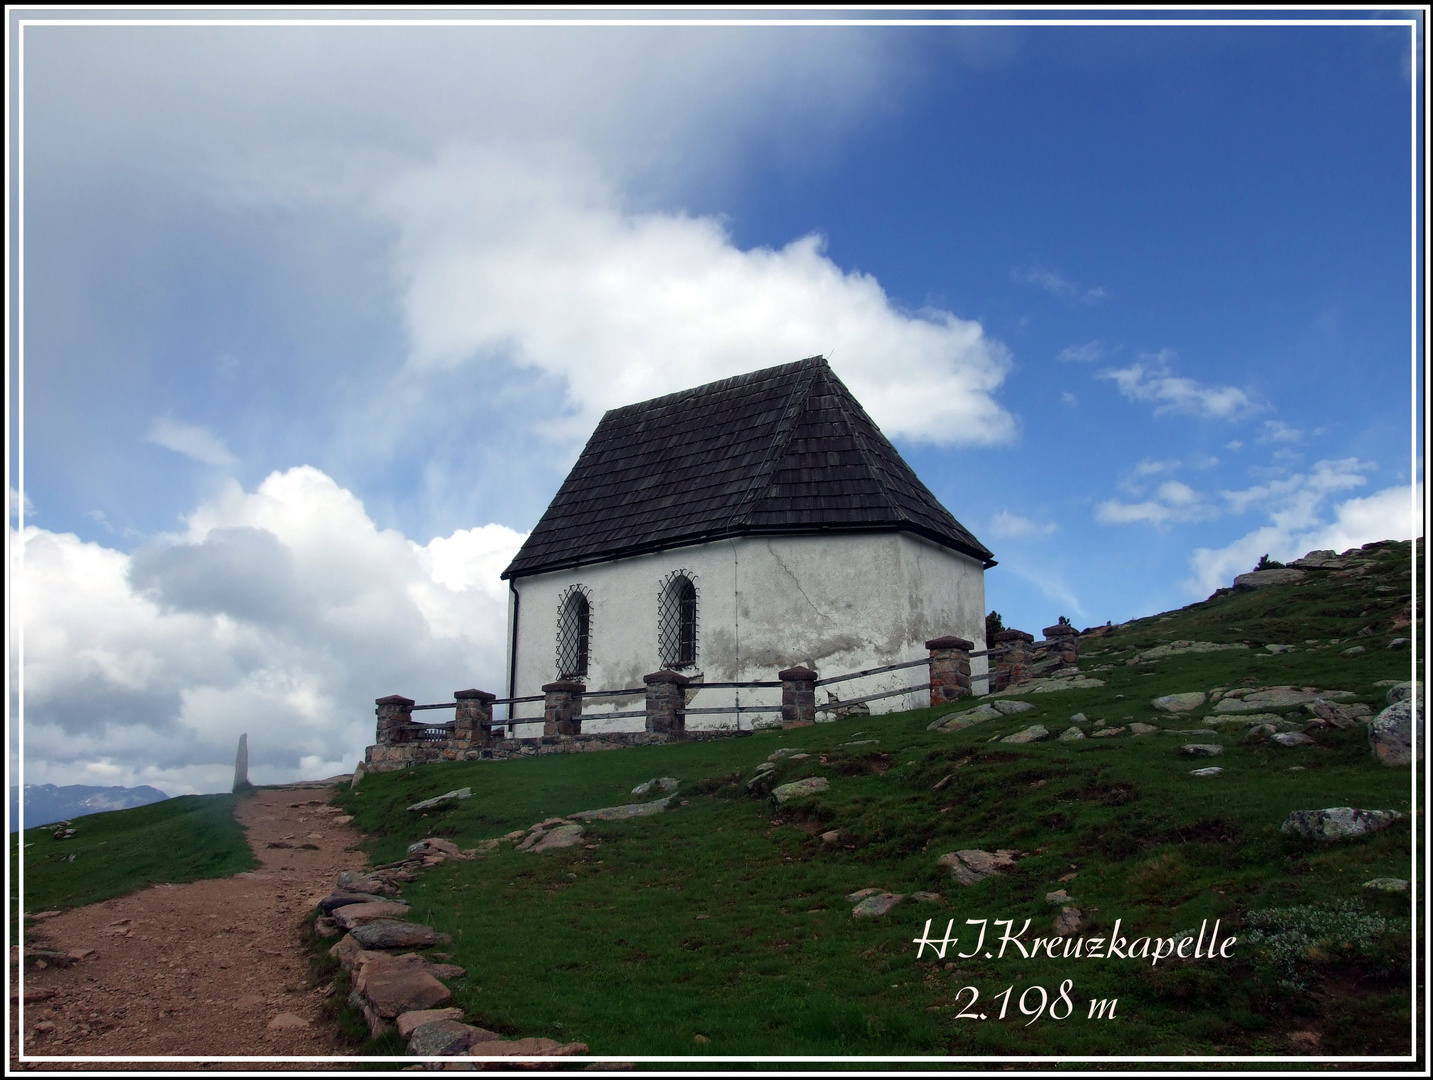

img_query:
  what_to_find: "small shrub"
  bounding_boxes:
[1253,554,1286,571]
[985,610,1005,640]
[1242,900,1408,991]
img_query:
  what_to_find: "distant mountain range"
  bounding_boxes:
[10,783,170,831]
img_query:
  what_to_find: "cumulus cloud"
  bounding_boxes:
[13,467,526,793]
[1012,266,1107,303]
[1182,467,1421,596]
[145,417,238,466]
[988,510,1058,539]
[1098,349,1260,421]
[1096,480,1215,528]
[373,146,1016,447]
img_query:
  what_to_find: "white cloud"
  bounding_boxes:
[1012,266,1107,304]
[1097,349,1260,421]
[1183,473,1421,596]
[1057,340,1108,363]
[1257,419,1303,444]
[988,511,1058,539]
[13,467,526,793]
[1061,391,1078,407]
[1218,457,1371,524]
[8,485,34,523]
[1096,480,1215,528]
[145,417,238,466]
[376,146,1017,446]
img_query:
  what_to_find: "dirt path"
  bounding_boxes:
[10,783,369,1070]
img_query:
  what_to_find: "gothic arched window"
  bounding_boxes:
[658,571,698,670]
[556,586,591,679]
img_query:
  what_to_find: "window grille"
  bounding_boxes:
[658,571,698,670]
[556,586,591,679]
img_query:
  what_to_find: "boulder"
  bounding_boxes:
[1362,878,1410,892]
[1386,682,1420,704]
[1270,732,1315,748]
[1180,744,1224,757]
[1057,726,1086,742]
[361,965,452,1018]
[631,777,679,796]
[408,1019,481,1056]
[1305,699,1370,729]
[467,1037,589,1059]
[1233,567,1306,589]
[1053,906,1083,937]
[1370,699,1421,766]
[928,704,1001,731]
[1133,641,1248,662]
[526,824,586,852]
[1280,808,1404,841]
[1290,550,1352,570]
[766,748,807,761]
[1001,725,1050,744]
[851,892,904,918]
[1189,767,1223,777]
[396,1008,466,1038]
[1264,643,1295,654]
[771,777,829,803]
[938,848,1018,886]
[1045,889,1071,904]
[1090,726,1126,738]
[407,788,472,812]
[318,891,391,914]
[992,700,1035,715]
[1128,723,1159,735]
[1152,692,1207,713]
[350,920,442,950]
[1214,687,1354,712]
[333,901,412,931]
[845,888,882,902]
[1342,646,1366,657]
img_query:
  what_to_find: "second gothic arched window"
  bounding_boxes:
[658,572,698,670]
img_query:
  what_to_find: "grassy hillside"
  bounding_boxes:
[325,539,1420,1060]
[13,793,259,921]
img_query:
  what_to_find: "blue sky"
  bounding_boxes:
[7,10,1424,795]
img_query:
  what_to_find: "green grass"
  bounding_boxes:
[13,792,259,921]
[13,540,1417,1063]
[320,539,1418,1059]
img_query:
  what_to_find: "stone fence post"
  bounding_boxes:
[375,694,416,745]
[454,688,497,749]
[1042,623,1079,669]
[542,680,585,738]
[989,631,1035,693]
[925,636,973,707]
[779,666,817,727]
[644,670,690,736]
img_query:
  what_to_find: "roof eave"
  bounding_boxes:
[501,522,995,580]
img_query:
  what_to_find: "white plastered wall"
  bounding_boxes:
[505,532,987,736]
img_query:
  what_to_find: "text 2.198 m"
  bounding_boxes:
[951,980,1118,1024]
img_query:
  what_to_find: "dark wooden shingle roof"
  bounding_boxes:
[501,356,995,579]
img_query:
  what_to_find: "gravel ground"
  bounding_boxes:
[10,783,372,1072]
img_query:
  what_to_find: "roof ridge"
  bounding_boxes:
[722,357,827,533]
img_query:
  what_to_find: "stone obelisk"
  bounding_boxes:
[233,733,250,792]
